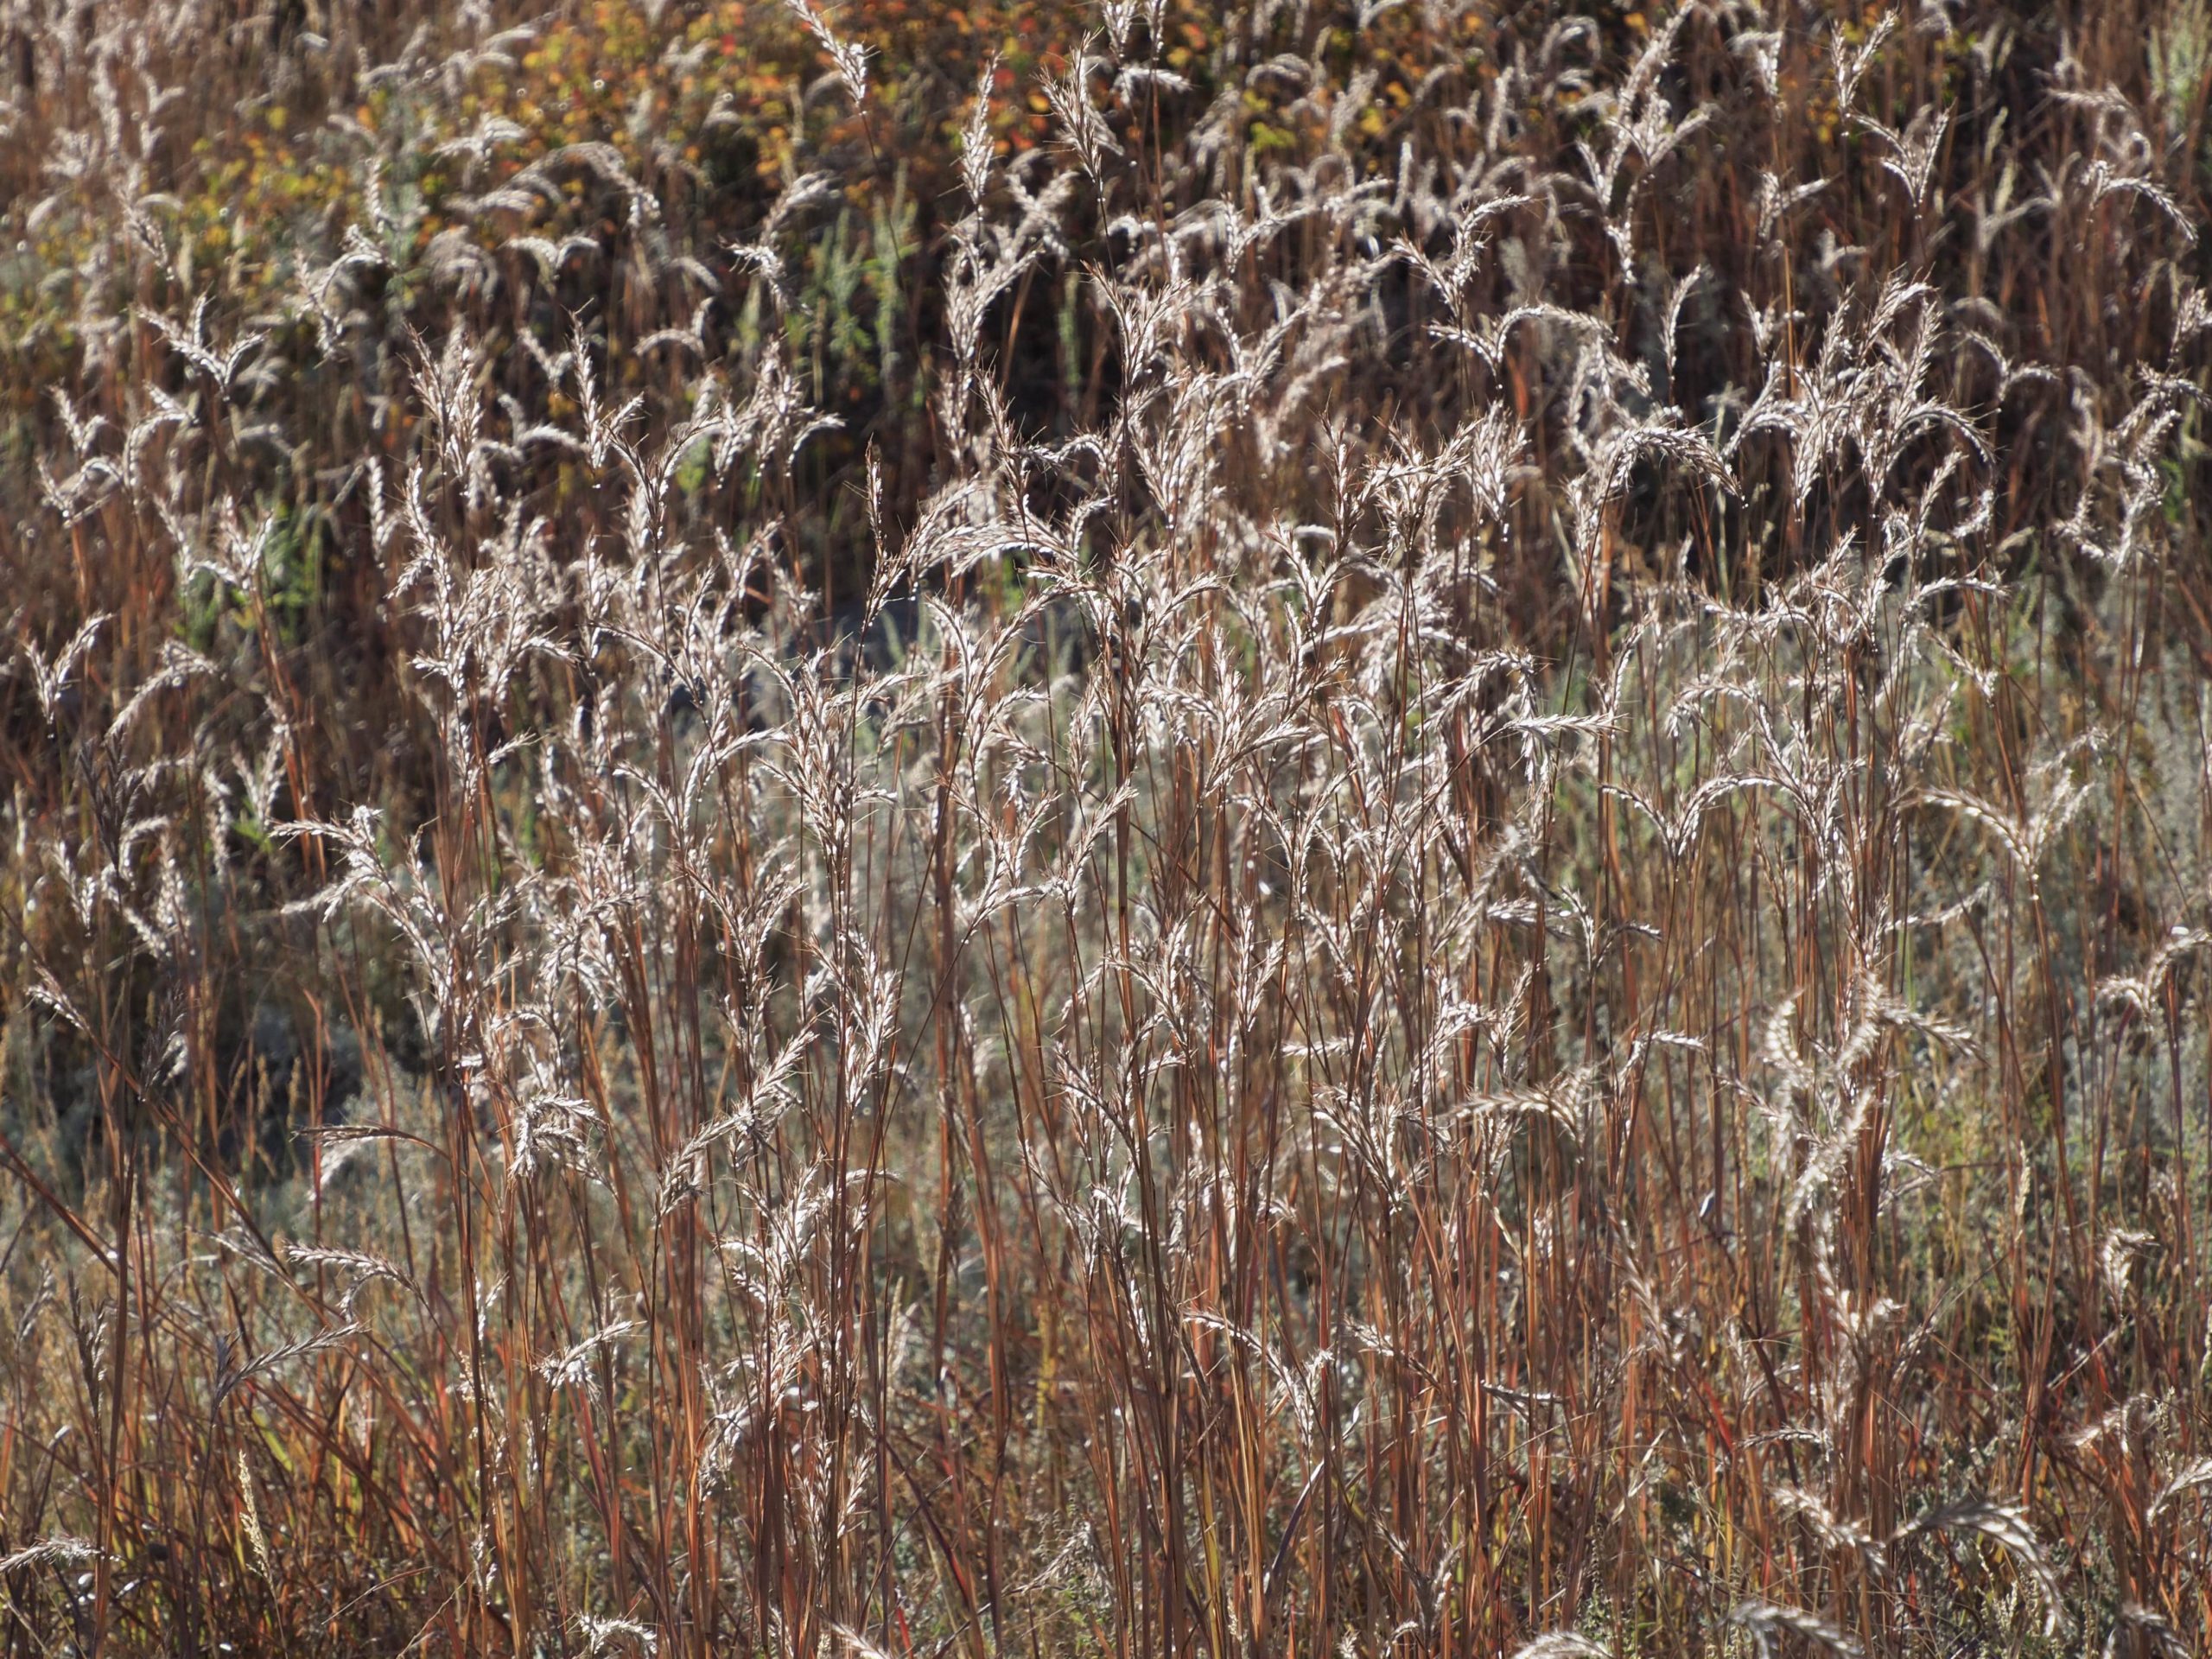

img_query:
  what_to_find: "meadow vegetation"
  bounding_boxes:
[1,0,2211,1652]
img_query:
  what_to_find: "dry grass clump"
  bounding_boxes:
[2,0,2211,1654]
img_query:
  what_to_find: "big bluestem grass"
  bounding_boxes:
[1,0,2210,1654]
